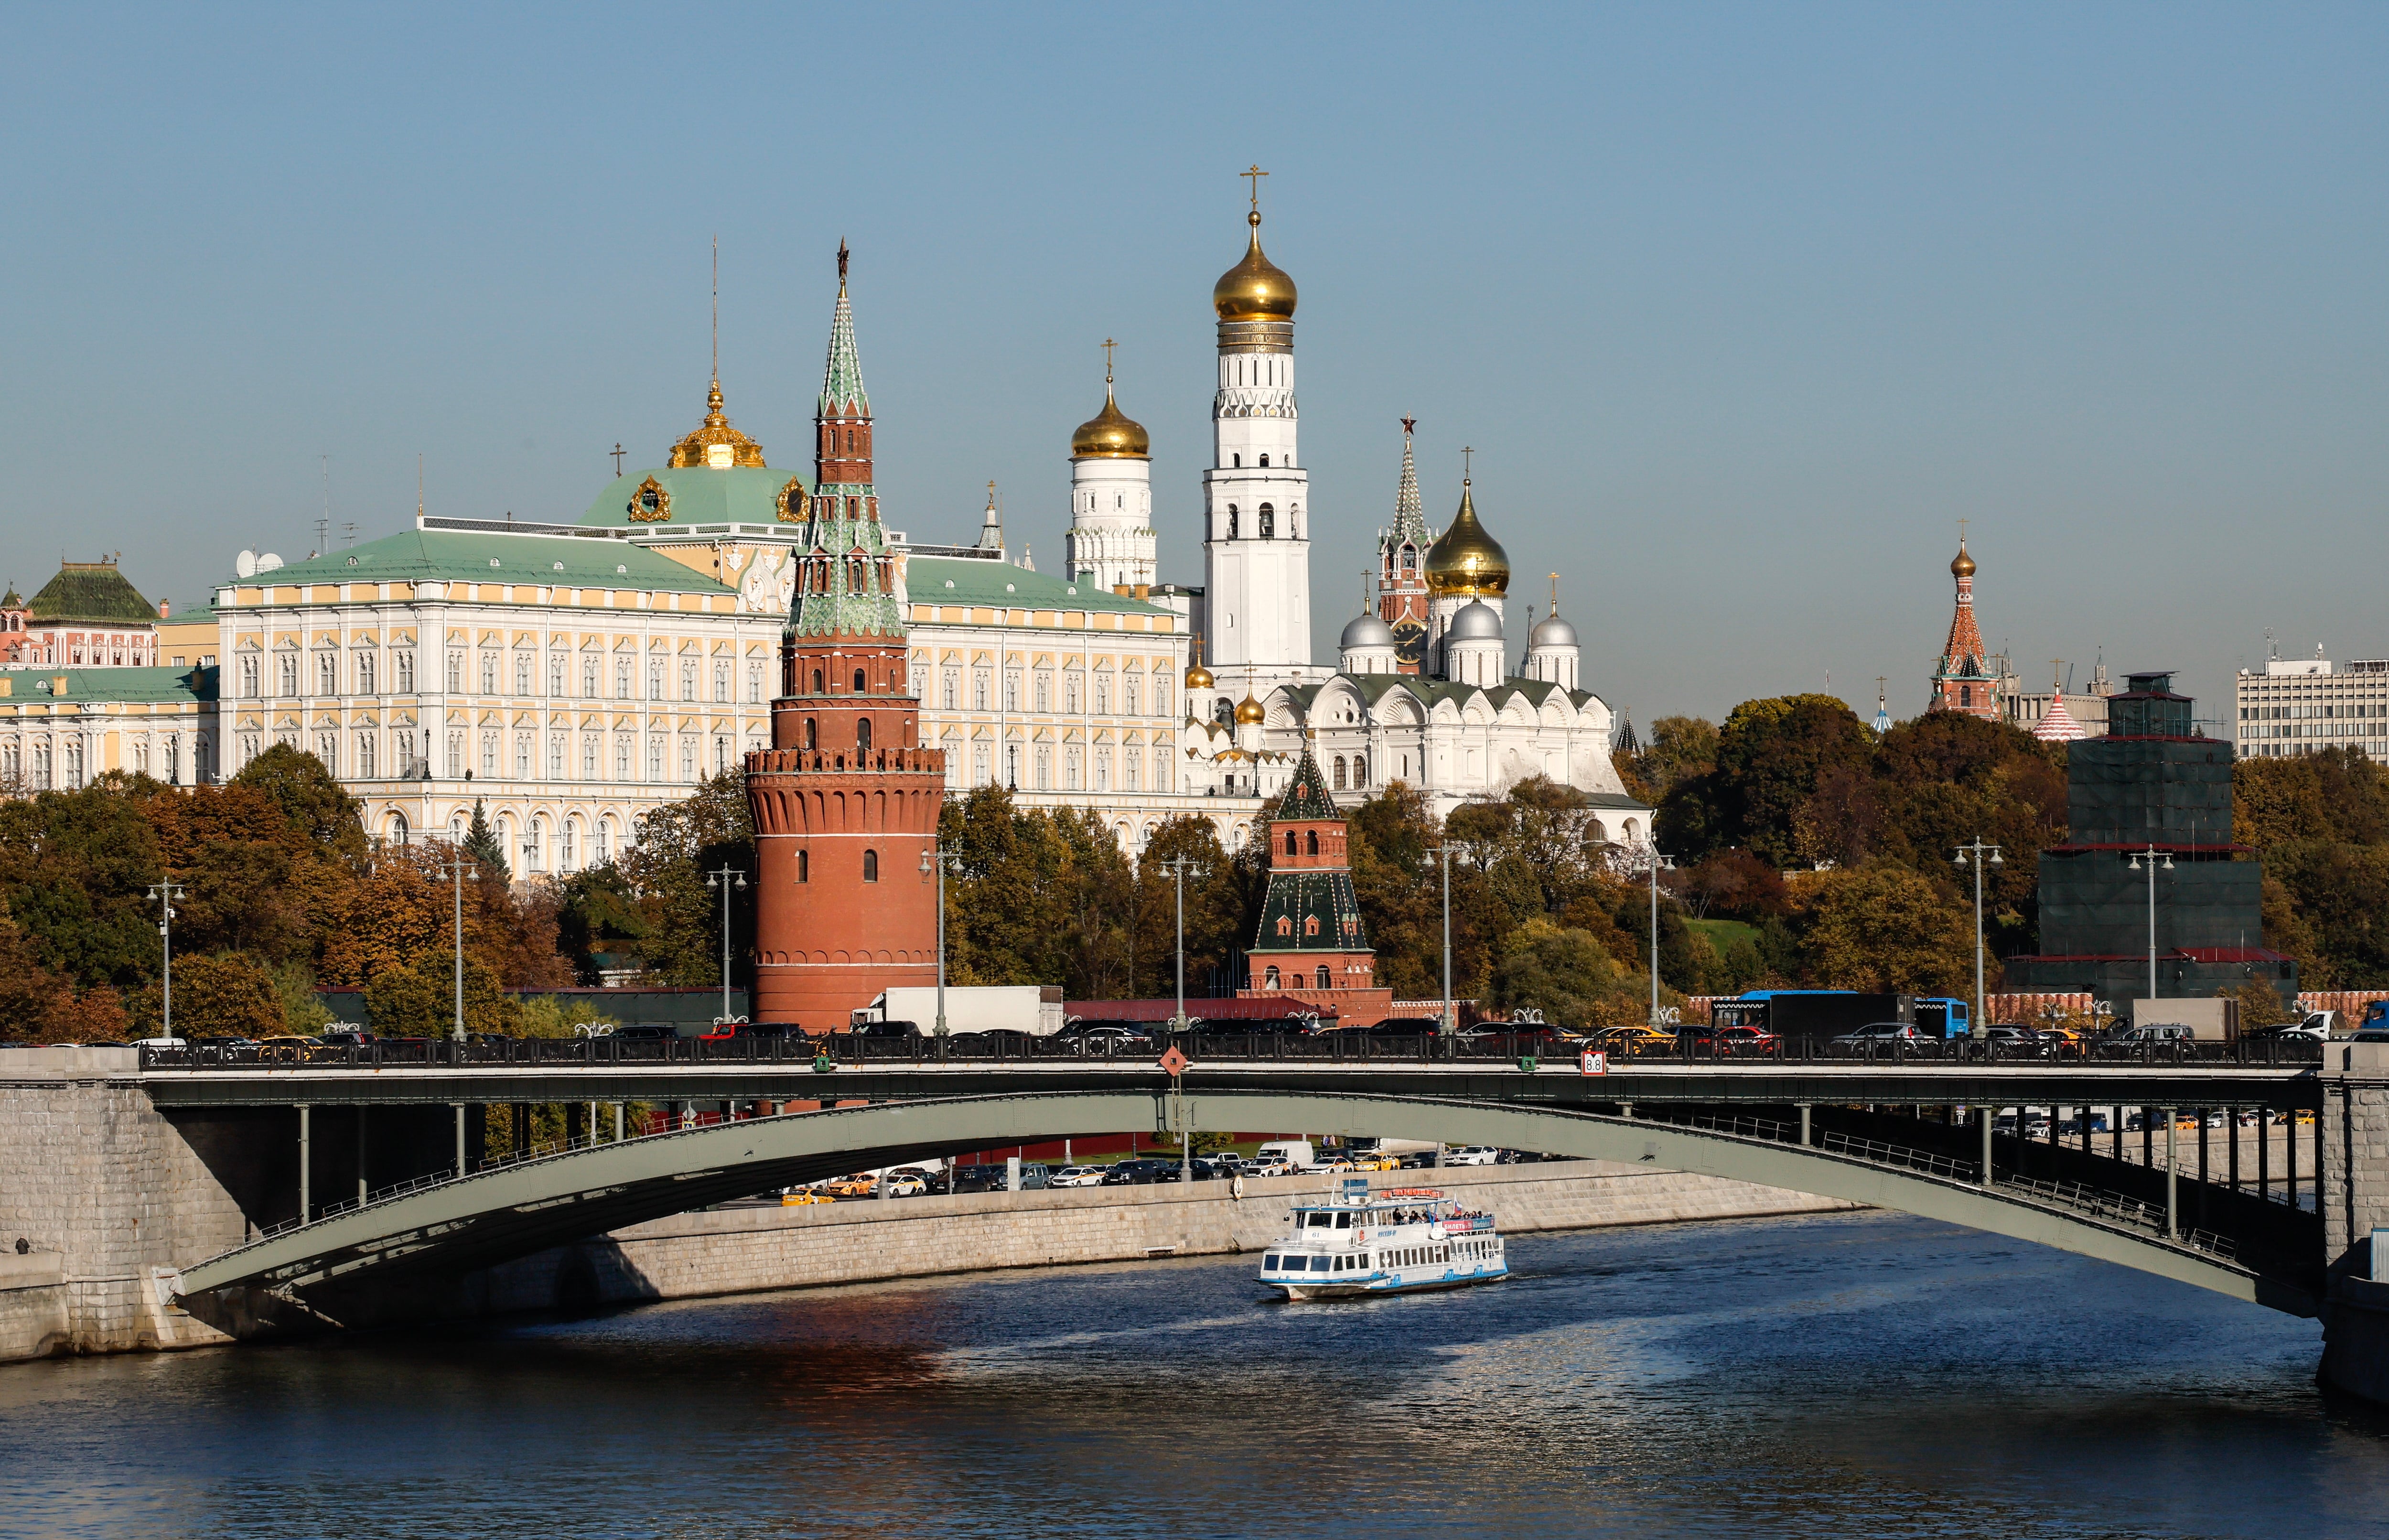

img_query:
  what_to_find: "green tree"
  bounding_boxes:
[129,951,284,1039]
[0,774,166,990]
[230,743,370,872]
[461,798,509,874]
[1795,861,1976,994]
[1660,694,1873,865]
[616,771,756,989]
[1488,918,1650,1028]
[363,954,519,1037]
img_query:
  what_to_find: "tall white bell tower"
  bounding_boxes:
[1065,340,1155,593]
[1202,168,1312,678]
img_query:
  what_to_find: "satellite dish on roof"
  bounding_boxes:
[257,553,284,572]
[235,550,257,578]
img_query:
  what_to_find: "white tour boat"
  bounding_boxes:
[1258,1179,1508,1300]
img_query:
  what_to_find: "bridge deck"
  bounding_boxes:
[108,1057,2323,1109]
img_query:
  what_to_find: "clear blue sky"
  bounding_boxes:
[5,4,2384,725]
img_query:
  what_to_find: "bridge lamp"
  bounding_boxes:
[704,866,749,1030]
[1954,841,2003,1044]
[921,846,964,1035]
[2127,847,2173,1005]
[1159,854,1211,1036]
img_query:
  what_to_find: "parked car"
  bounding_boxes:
[1673,1023,1780,1054]
[1980,1025,2050,1056]
[1345,1153,1399,1172]
[1242,1154,1292,1177]
[941,1028,1043,1055]
[881,1167,934,1197]
[1050,1164,1108,1188]
[1361,1017,1445,1037]
[1594,1024,1675,1049]
[780,1188,835,1206]
[1100,1159,1180,1186]
[823,1173,880,1198]
[1443,1145,1502,1167]
[1397,1150,1443,1170]
[1063,1024,1155,1055]
[1830,1023,1928,1050]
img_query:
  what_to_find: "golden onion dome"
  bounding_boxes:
[667,379,767,470]
[1214,212,1297,322]
[1950,540,1977,578]
[1071,385,1150,460]
[1234,691,1266,725]
[1424,482,1510,598]
[1185,658,1215,690]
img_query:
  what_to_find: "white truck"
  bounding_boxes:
[853,985,1065,1037]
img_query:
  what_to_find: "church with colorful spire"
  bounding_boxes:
[1929,533,1998,719]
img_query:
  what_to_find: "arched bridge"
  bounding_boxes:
[166,1071,2324,1318]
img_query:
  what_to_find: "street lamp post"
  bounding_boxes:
[435,851,481,1042]
[920,844,962,1034]
[1640,840,1675,1029]
[147,882,185,1041]
[2128,844,2174,1009]
[1435,844,1455,1036]
[1953,838,2004,1042]
[1159,853,1211,1035]
[703,865,749,1026]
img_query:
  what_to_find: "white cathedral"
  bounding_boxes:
[1059,192,1646,830]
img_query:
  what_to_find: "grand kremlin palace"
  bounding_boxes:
[1,199,1644,871]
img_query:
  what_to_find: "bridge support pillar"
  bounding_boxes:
[2164,1109,2177,1240]
[1797,1106,1810,1146]
[2318,1042,2389,1402]
[452,1105,465,1177]
[356,1109,367,1207]
[1980,1106,1991,1185]
[297,1106,311,1224]
[614,1104,624,1142]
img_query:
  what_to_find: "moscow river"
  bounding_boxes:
[5,1209,2387,1539]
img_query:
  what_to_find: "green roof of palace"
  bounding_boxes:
[907,556,1173,616]
[579,466,801,529]
[0,664,215,704]
[26,562,157,625]
[237,529,735,594]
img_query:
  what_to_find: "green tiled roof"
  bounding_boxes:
[908,556,1173,617]
[240,529,735,594]
[1,664,215,704]
[1275,749,1336,820]
[579,467,798,528]
[1252,868,1370,956]
[27,562,157,625]
[161,599,217,626]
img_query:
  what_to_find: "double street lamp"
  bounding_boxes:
[147,882,185,1041]
[920,844,963,1035]
[1953,838,2003,1041]
[2128,844,2174,1005]
[435,851,482,1042]
[1626,839,1675,1028]
[703,865,748,1026]
[1158,852,1211,1035]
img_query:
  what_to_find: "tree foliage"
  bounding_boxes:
[2235,748,2389,986]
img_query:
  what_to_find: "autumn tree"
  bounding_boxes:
[1792,862,1976,994]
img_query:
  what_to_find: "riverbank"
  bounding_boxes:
[323,1160,1854,1328]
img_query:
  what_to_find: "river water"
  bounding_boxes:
[5,1210,2386,1539]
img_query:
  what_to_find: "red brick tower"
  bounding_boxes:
[746,248,944,1031]
[1930,535,1998,720]
[1238,747,1395,1024]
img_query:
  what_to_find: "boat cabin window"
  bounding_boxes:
[1334,1213,1354,1228]
[1303,1213,1333,1228]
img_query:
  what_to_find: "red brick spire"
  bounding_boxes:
[1931,536,1997,719]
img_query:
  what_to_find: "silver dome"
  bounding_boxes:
[1445,600,1504,642]
[1530,612,1579,648]
[1340,611,1396,650]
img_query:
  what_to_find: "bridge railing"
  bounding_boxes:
[1630,1106,2244,1263]
[136,1029,2326,1073]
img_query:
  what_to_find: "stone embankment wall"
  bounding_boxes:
[0,1049,246,1362]
[387,1162,1853,1325]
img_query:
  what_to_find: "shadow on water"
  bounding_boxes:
[0,1209,2382,1540]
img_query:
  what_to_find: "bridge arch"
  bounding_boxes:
[174,1090,2310,1316]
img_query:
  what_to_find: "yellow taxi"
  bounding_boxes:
[1345,1153,1400,1173]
